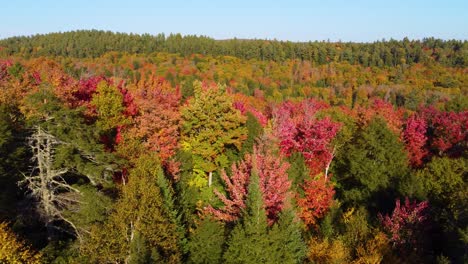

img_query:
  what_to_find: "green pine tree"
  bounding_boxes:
[187,216,225,264]
[268,205,307,263]
[335,117,408,209]
[223,173,271,264]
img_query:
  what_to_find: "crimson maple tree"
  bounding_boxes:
[274,99,341,175]
[206,142,291,224]
[403,114,428,167]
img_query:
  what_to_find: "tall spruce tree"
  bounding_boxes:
[223,173,271,264]
[268,204,307,263]
[187,216,225,264]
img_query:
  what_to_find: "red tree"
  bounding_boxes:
[354,98,404,136]
[128,78,181,163]
[206,143,291,224]
[205,158,252,222]
[403,114,428,167]
[379,198,428,249]
[274,99,341,175]
[420,106,468,156]
[297,175,335,229]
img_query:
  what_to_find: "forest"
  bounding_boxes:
[0,31,466,263]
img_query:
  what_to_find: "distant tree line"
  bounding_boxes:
[0,30,466,67]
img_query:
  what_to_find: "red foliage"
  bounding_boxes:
[70,75,106,107]
[206,144,291,224]
[354,99,404,135]
[274,99,341,175]
[379,198,428,249]
[206,158,252,222]
[0,60,11,82]
[254,145,291,224]
[233,100,268,126]
[403,114,428,167]
[116,81,138,117]
[129,78,181,163]
[297,175,335,229]
[31,71,42,85]
[420,106,468,156]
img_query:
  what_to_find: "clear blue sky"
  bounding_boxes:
[2,0,467,42]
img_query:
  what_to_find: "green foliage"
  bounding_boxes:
[0,105,26,222]
[335,117,409,208]
[0,31,466,263]
[91,81,129,132]
[23,88,121,182]
[268,207,307,263]
[286,152,310,193]
[240,112,263,156]
[417,156,468,262]
[7,62,24,79]
[2,31,466,67]
[223,173,270,263]
[82,155,181,263]
[188,217,225,264]
[181,81,247,188]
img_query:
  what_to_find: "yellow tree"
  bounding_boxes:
[181,81,247,188]
[0,222,41,264]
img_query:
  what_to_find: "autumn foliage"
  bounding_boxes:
[207,143,291,224]
[274,99,341,175]
[297,175,335,228]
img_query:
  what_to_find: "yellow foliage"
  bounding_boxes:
[343,207,355,224]
[352,231,391,264]
[0,222,42,264]
[308,237,350,264]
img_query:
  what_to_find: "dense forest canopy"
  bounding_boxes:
[0,31,467,263]
[1,30,467,67]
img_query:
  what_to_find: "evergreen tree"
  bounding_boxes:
[268,205,307,263]
[335,117,409,209]
[240,112,263,155]
[223,173,271,264]
[187,216,225,264]
[0,105,26,222]
[21,88,119,239]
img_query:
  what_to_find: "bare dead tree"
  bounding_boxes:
[21,125,84,241]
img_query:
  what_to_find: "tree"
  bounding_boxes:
[417,156,467,262]
[335,117,409,206]
[403,114,428,167]
[379,198,428,253]
[268,203,307,263]
[181,81,247,187]
[240,112,264,156]
[0,105,26,222]
[297,175,335,229]
[0,222,42,263]
[274,99,341,175]
[91,80,130,132]
[223,173,271,264]
[420,107,467,156]
[206,157,251,222]
[21,89,119,240]
[127,78,181,165]
[187,216,225,264]
[207,142,291,224]
[82,155,181,263]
